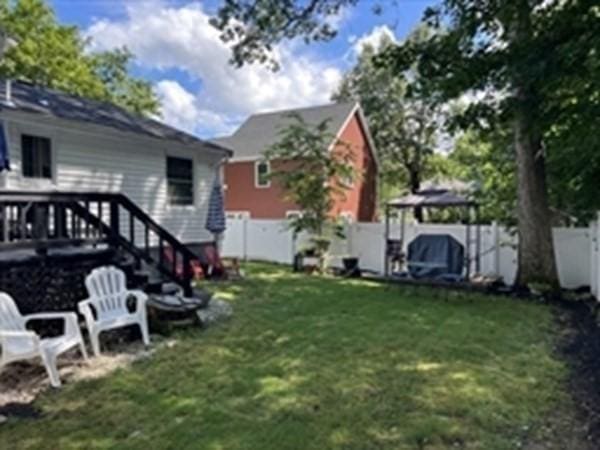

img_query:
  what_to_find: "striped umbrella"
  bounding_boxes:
[0,120,9,172]
[205,175,226,235]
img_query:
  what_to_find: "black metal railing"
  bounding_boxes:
[0,191,198,295]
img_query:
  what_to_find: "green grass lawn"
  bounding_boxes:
[1,263,568,449]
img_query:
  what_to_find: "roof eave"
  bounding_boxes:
[355,103,380,169]
[203,140,234,157]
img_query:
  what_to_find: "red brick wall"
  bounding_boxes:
[224,112,378,221]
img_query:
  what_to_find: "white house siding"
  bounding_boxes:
[0,112,223,244]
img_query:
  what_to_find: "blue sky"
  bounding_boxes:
[49,0,434,138]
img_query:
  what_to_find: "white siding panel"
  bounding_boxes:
[2,115,221,244]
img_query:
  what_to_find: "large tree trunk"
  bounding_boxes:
[511,0,559,289]
[514,100,559,288]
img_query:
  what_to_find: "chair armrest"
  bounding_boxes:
[24,312,76,322]
[127,290,148,308]
[24,312,80,338]
[78,299,97,326]
[78,299,92,314]
[0,330,40,350]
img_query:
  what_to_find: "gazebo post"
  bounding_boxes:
[400,208,406,272]
[465,206,471,281]
[475,205,481,274]
[384,205,390,278]
[400,208,406,244]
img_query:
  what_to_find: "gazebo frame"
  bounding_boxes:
[384,189,481,281]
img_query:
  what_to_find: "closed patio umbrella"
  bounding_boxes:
[205,175,226,236]
[0,120,9,172]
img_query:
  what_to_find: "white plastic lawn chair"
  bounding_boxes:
[79,266,149,356]
[0,292,88,388]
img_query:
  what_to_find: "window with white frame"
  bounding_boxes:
[340,172,354,188]
[21,134,52,179]
[254,160,271,188]
[340,211,354,222]
[286,210,303,220]
[166,156,194,205]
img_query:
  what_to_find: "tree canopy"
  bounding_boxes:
[333,27,446,216]
[0,0,158,116]
[446,130,517,225]
[210,0,359,69]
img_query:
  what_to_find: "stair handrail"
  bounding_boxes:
[114,194,199,263]
[0,191,201,295]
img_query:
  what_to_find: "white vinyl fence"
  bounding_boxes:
[591,214,600,299]
[223,216,600,295]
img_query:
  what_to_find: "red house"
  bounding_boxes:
[213,102,378,222]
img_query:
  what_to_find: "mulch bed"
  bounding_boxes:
[552,298,600,444]
[520,295,600,449]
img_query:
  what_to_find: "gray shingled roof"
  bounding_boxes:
[211,101,357,159]
[0,80,232,155]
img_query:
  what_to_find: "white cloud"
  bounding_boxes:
[155,80,238,137]
[154,80,200,133]
[85,1,343,137]
[350,25,397,56]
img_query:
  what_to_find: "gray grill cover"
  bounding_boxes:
[407,234,464,279]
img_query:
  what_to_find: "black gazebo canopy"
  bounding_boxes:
[386,189,476,209]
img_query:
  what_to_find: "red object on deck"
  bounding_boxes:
[163,247,204,280]
[203,244,225,278]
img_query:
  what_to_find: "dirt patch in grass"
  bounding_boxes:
[0,338,176,420]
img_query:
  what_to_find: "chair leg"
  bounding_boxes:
[90,330,102,357]
[79,340,89,361]
[139,320,150,347]
[75,327,89,360]
[41,351,61,388]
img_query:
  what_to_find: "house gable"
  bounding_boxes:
[330,109,378,222]
[223,103,378,222]
[212,101,359,161]
[331,104,378,172]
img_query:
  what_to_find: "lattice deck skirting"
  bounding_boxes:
[0,246,118,316]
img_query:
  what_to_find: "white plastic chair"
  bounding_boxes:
[0,293,88,388]
[79,266,149,356]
